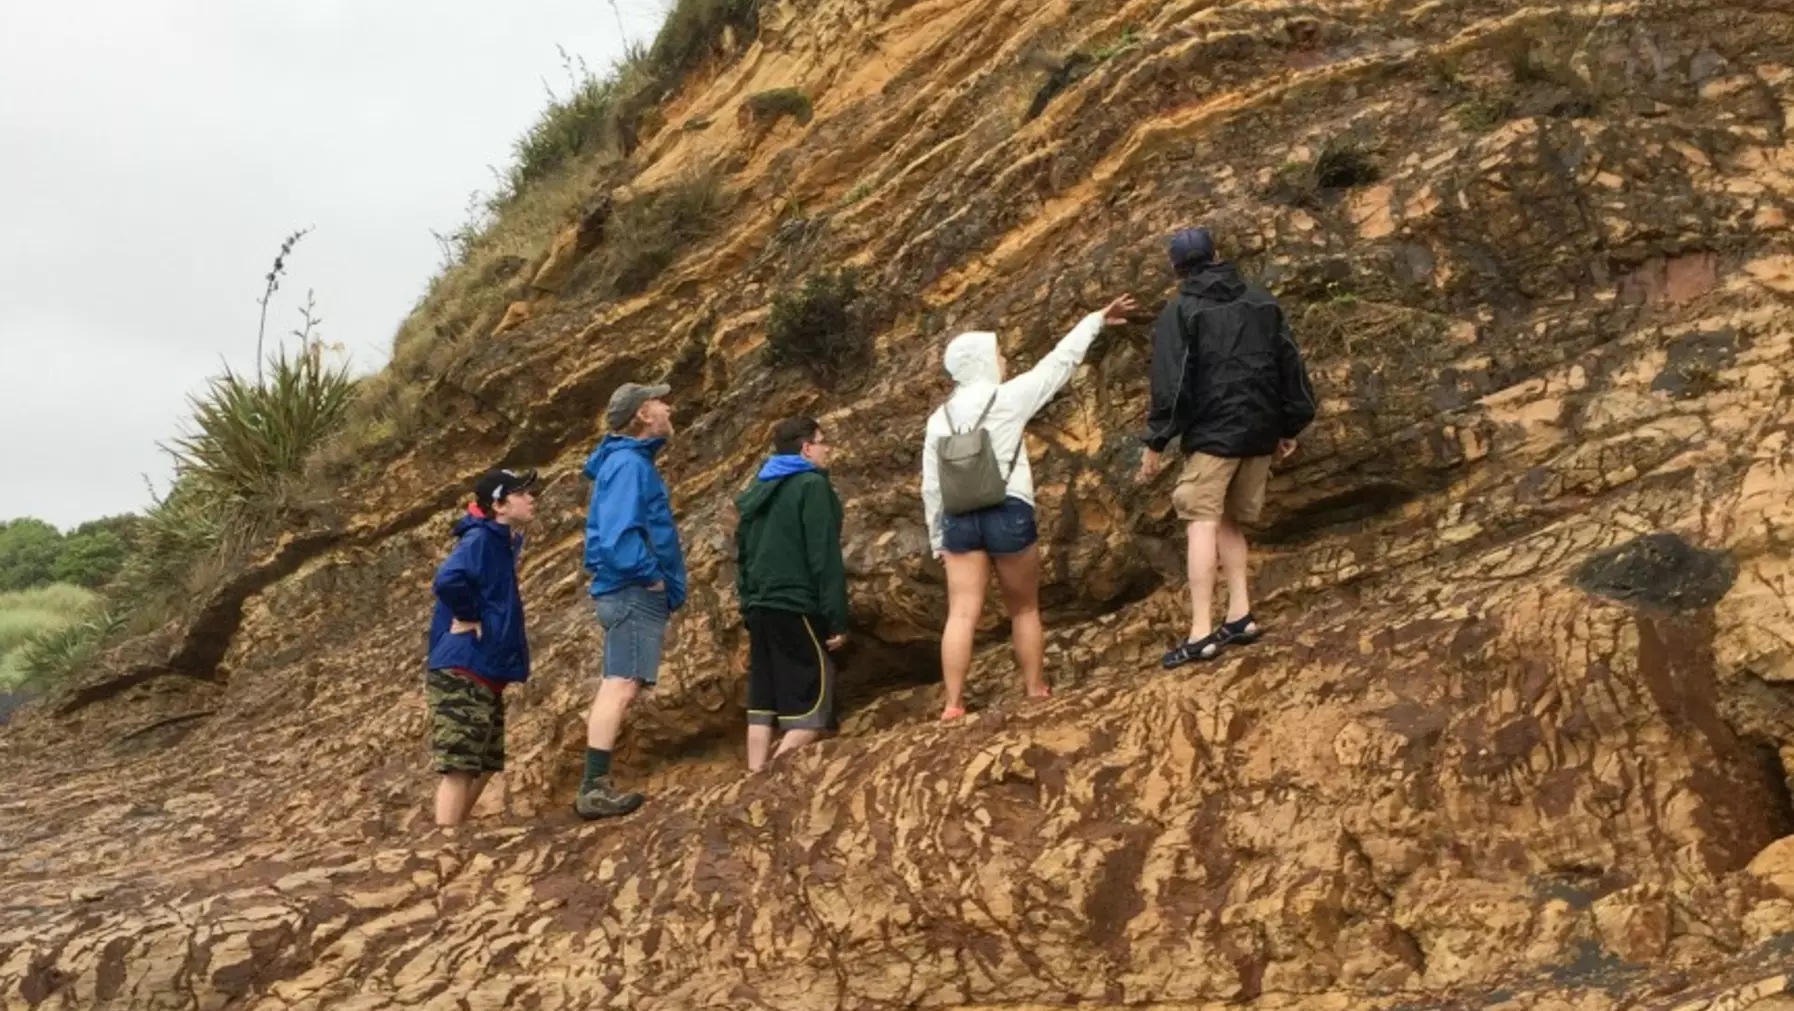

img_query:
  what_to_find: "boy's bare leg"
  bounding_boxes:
[773,729,821,760]
[460,774,489,822]
[747,724,775,771]
[435,772,477,827]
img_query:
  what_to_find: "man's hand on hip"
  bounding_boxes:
[825,634,847,651]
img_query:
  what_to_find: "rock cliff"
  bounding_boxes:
[8,0,1794,1007]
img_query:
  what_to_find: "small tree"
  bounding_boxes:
[0,520,63,593]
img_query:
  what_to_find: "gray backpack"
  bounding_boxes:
[936,392,1024,515]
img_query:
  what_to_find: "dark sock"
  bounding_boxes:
[582,748,612,791]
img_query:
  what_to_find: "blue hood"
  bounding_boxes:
[583,433,687,609]
[756,454,817,481]
[583,433,666,478]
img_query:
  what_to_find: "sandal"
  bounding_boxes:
[1221,613,1263,645]
[1162,629,1228,669]
[941,706,967,721]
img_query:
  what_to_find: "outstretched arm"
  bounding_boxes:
[1004,313,1104,419]
[1004,296,1135,418]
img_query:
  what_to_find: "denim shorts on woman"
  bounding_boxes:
[595,584,669,685]
[942,496,1039,556]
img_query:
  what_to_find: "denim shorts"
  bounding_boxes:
[595,584,669,685]
[942,496,1039,557]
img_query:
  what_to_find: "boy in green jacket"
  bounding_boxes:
[734,416,849,770]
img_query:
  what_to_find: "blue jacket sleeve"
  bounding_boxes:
[587,457,661,584]
[658,498,688,612]
[432,532,484,621]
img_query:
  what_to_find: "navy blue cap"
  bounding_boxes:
[1168,227,1216,270]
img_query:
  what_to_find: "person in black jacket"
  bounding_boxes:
[1139,225,1316,669]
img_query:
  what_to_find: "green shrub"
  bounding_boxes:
[650,0,760,79]
[52,528,128,589]
[0,519,62,592]
[608,170,729,295]
[766,269,870,384]
[1456,94,1516,133]
[166,347,356,508]
[1313,141,1380,189]
[7,606,127,691]
[502,47,650,202]
[0,585,93,655]
[0,583,98,690]
[744,88,813,126]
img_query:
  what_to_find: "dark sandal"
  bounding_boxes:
[1162,630,1228,669]
[1222,613,1263,645]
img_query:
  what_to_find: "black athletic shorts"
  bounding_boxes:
[745,609,837,732]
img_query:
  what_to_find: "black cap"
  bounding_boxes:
[474,468,538,513]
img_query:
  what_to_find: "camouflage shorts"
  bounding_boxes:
[425,668,505,774]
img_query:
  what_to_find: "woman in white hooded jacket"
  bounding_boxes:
[921,295,1136,720]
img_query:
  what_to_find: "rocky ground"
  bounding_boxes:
[7,0,1794,1007]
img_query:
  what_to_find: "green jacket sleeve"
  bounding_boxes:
[801,477,850,636]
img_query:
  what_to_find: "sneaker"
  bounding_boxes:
[574,776,645,820]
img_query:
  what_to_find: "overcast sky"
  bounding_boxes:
[1,0,665,530]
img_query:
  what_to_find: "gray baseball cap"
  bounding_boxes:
[606,382,671,430]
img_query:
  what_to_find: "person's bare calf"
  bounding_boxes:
[1186,519,1221,641]
[993,545,1048,697]
[747,723,776,772]
[434,771,486,827]
[773,728,821,760]
[939,551,990,717]
[588,677,638,751]
[1216,517,1253,627]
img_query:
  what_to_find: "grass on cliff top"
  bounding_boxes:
[495,0,761,208]
[305,0,760,486]
[0,584,96,689]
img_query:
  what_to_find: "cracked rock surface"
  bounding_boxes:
[9,0,1794,1007]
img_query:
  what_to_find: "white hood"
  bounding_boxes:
[918,311,1107,553]
[943,331,1001,386]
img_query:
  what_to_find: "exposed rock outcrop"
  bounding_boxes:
[8,0,1794,1007]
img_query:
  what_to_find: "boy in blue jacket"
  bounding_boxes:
[576,382,687,820]
[425,467,537,827]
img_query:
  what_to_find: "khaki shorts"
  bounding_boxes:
[1171,453,1272,523]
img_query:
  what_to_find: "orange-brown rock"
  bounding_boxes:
[9,0,1794,1008]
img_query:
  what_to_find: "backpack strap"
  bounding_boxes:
[971,391,999,430]
[943,391,1000,435]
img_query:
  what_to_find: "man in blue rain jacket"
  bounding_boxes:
[574,381,687,820]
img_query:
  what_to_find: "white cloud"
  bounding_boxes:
[0,0,666,528]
